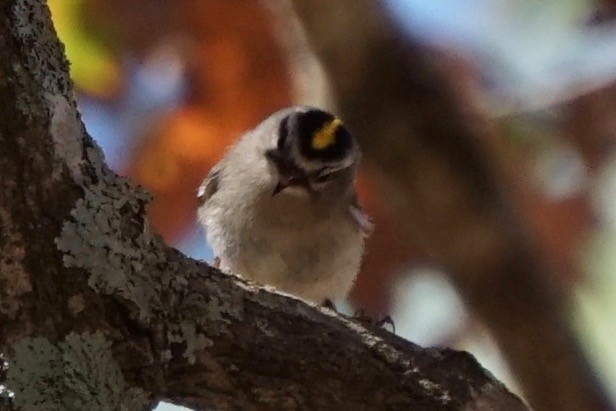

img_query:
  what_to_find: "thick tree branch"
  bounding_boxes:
[289,1,611,410]
[0,0,527,409]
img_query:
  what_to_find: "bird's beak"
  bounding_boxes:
[272,175,313,196]
[266,148,314,196]
[272,176,298,196]
[272,181,286,196]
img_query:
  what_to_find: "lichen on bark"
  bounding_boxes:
[6,331,148,410]
[55,144,163,321]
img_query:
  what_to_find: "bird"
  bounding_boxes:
[197,106,371,306]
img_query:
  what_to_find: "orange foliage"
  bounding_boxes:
[125,1,294,241]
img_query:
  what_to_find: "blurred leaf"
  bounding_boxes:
[123,1,294,242]
[49,0,121,98]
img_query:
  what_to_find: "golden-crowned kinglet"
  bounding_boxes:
[197,106,371,305]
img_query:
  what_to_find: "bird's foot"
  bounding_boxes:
[376,315,396,334]
[352,309,372,324]
[352,310,396,333]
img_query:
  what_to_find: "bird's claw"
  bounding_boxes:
[352,310,396,334]
[352,309,372,323]
[376,315,396,334]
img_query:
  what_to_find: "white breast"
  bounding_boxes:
[201,190,364,303]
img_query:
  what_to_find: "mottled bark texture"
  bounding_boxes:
[0,0,528,410]
[290,1,612,411]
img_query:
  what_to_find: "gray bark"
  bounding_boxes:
[0,0,527,410]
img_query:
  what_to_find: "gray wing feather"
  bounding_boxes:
[197,168,220,207]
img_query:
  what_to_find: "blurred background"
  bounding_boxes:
[47,0,616,409]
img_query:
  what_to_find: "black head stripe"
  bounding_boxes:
[277,115,289,151]
[295,109,353,162]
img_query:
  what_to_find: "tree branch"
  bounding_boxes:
[0,0,526,409]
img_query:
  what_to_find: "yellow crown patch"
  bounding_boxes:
[312,118,342,150]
